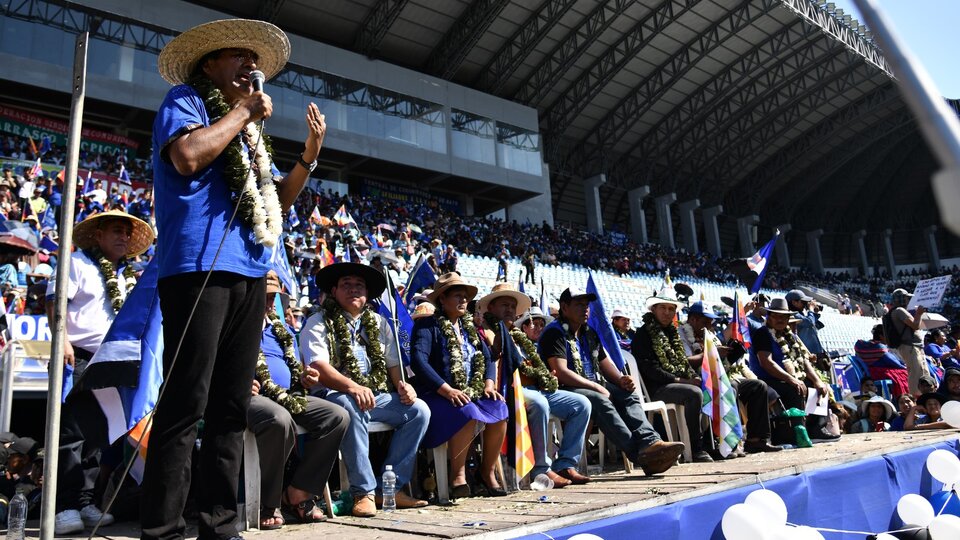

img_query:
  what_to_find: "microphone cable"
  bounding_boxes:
[89,73,268,539]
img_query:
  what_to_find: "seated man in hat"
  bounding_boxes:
[248,272,348,527]
[634,292,712,462]
[516,307,551,344]
[301,262,430,517]
[611,309,634,352]
[748,298,838,440]
[540,287,685,475]
[46,210,154,534]
[479,284,592,487]
[679,301,780,454]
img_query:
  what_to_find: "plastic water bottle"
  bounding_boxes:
[382,465,397,512]
[7,485,27,540]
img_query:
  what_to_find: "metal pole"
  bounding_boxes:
[852,0,960,235]
[40,31,87,540]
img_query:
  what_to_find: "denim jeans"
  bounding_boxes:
[522,388,591,476]
[567,383,662,461]
[325,391,430,496]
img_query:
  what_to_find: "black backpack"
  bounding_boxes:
[882,311,903,348]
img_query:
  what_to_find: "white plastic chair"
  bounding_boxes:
[625,352,693,463]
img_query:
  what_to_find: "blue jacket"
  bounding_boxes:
[410,316,496,394]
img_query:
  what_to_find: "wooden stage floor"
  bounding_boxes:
[35,430,960,540]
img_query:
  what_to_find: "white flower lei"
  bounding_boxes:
[239,122,283,247]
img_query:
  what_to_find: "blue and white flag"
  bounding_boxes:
[586,272,625,372]
[40,205,56,230]
[75,258,164,445]
[540,277,549,312]
[518,271,525,294]
[377,273,413,366]
[731,230,779,294]
[38,135,51,155]
[40,235,58,253]
[403,253,437,305]
[288,206,300,229]
[269,237,298,302]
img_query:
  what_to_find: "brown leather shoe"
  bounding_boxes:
[352,494,377,518]
[556,467,591,485]
[545,470,572,488]
[376,491,429,509]
[634,441,685,476]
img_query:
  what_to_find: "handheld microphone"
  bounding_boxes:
[250,70,265,93]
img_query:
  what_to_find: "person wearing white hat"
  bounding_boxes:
[850,395,895,433]
[49,210,154,534]
[479,283,591,487]
[633,291,712,462]
[143,18,328,540]
[540,287,685,475]
[611,309,634,352]
[515,307,553,343]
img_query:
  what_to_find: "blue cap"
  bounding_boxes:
[687,301,718,320]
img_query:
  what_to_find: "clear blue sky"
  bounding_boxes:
[832,0,960,99]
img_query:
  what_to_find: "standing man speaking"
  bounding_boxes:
[142,19,327,540]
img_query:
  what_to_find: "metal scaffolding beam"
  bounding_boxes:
[353,0,411,57]
[425,0,511,79]
[474,0,577,94]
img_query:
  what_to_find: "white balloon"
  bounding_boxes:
[929,514,960,540]
[745,489,788,527]
[722,503,774,540]
[791,526,825,540]
[927,450,960,485]
[875,535,898,540]
[942,401,960,428]
[568,535,604,540]
[897,493,936,526]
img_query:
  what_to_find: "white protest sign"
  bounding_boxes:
[907,275,953,310]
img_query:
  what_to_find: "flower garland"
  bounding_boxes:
[510,327,559,392]
[187,75,282,247]
[775,327,809,380]
[322,297,388,393]
[679,322,702,354]
[642,313,694,378]
[255,311,307,414]
[437,313,487,399]
[89,248,136,314]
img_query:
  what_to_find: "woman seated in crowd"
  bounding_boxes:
[889,393,915,431]
[411,273,508,498]
[854,324,909,398]
[850,395,895,433]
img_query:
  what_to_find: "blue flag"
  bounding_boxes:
[403,254,437,305]
[518,271,525,294]
[735,231,779,294]
[540,277,548,311]
[40,235,58,253]
[75,259,164,444]
[269,237,297,302]
[82,171,95,195]
[377,273,413,366]
[40,205,56,229]
[586,272,625,372]
[38,135,51,155]
[288,206,300,229]
[118,163,130,182]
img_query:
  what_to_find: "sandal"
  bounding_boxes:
[282,493,327,523]
[260,507,284,530]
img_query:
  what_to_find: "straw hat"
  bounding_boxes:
[316,262,386,299]
[477,282,531,314]
[427,272,477,303]
[73,210,155,257]
[411,302,435,320]
[157,19,291,85]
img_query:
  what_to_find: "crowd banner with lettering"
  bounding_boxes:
[7,315,51,341]
[360,178,462,214]
[907,275,953,310]
[0,104,139,159]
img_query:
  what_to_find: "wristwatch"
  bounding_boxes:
[297,153,317,173]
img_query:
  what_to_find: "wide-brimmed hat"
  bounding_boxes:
[765,298,794,315]
[316,262,386,299]
[411,302,435,320]
[859,395,895,419]
[478,282,531,314]
[645,289,683,310]
[157,19,291,85]
[73,210,155,257]
[611,309,630,320]
[428,272,478,303]
[515,306,554,327]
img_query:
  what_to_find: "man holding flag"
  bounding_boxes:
[301,262,429,517]
[478,284,591,487]
[46,210,154,534]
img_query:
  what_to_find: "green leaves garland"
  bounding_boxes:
[775,327,811,382]
[509,327,559,393]
[642,313,694,378]
[89,247,136,314]
[559,320,600,380]
[322,297,389,393]
[256,311,307,414]
[437,313,487,399]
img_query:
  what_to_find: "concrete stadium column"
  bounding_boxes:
[655,192,677,251]
[925,225,941,272]
[703,205,722,257]
[806,229,825,275]
[677,199,700,254]
[737,215,759,257]
[854,230,869,276]
[883,229,896,276]
[628,185,650,244]
[584,174,606,235]
[775,224,792,269]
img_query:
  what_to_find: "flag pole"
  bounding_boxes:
[40,31,88,540]
[384,270,407,385]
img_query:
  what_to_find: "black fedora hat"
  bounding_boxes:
[316,262,387,299]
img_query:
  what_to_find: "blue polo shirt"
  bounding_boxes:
[262,320,300,389]
[152,84,275,279]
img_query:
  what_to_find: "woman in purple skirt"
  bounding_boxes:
[411,273,508,497]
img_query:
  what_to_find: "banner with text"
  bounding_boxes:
[907,275,953,310]
[360,178,462,215]
[0,104,139,159]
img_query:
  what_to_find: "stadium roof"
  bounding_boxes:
[186,0,951,233]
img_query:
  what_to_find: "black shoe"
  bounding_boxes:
[808,430,840,441]
[692,450,714,463]
[477,479,507,497]
[744,441,784,453]
[451,483,472,499]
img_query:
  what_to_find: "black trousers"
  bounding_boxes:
[56,351,106,512]
[141,272,265,540]
[735,378,774,441]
